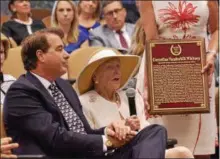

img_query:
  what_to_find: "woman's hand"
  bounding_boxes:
[202,53,216,88]
[0,137,19,159]
[125,115,141,131]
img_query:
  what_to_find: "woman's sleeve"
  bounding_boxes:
[2,22,12,38]
[80,97,96,129]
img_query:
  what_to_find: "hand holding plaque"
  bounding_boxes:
[146,39,209,115]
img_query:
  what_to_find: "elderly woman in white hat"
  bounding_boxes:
[77,48,194,158]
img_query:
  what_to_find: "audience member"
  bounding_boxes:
[0,137,19,159]
[77,48,194,158]
[51,0,88,54]
[1,0,45,46]
[78,0,101,38]
[138,1,219,158]
[3,28,167,158]
[89,1,134,52]
[0,33,16,105]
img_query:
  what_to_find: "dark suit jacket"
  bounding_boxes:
[3,72,105,158]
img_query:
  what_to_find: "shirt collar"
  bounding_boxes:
[30,72,53,90]
[113,25,126,33]
[14,18,33,25]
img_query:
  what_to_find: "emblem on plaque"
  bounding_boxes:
[170,44,182,56]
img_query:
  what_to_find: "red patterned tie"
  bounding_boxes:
[116,30,129,49]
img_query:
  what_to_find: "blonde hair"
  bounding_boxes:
[52,0,79,44]
[130,19,146,56]
[78,0,101,20]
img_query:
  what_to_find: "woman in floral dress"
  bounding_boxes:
[138,1,219,159]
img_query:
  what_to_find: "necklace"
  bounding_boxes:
[114,93,121,106]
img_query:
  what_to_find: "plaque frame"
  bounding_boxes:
[146,39,209,115]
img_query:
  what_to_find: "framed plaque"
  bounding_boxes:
[146,39,209,115]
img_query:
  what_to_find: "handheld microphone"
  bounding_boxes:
[126,88,137,116]
[0,72,3,84]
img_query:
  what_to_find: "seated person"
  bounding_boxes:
[77,48,194,158]
[1,0,45,46]
[51,0,88,54]
[4,28,167,158]
[0,137,19,159]
[78,0,101,38]
[0,33,16,105]
[89,1,134,52]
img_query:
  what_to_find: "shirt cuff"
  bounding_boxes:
[102,135,107,152]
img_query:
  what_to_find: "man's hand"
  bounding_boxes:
[106,120,130,141]
[107,130,137,148]
[0,137,19,159]
[125,115,140,131]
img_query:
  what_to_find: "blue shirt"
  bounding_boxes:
[64,31,88,54]
[79,22,100,38]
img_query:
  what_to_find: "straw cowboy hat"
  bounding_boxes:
[1,33,10,59]
[76,48,140,95]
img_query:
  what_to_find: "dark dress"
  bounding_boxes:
[2,19,45,45]
[79,21,100,38]
[64,31,88,54]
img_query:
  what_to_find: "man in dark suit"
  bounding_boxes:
[3,28,167,158]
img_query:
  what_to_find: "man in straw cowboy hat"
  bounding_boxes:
[4,28,167,158]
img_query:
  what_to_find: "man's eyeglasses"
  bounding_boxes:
[104,8,124,17]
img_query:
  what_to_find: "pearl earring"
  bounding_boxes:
[95,81,99,84]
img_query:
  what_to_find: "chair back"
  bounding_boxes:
[2,47,26,78]
[31,9,51,20]
[42,16,51,28]
[1,15,10,24]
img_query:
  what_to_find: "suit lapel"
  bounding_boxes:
[104,25,121,49]
[126,23,134,38]
[25,72,60,112]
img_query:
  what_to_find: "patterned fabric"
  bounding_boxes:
[116,30,129,49]
[136,1,217,154]
[49,83,86,134]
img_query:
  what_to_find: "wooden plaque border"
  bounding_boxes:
[146,39,209,115]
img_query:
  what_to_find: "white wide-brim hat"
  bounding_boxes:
[76,48,140,95]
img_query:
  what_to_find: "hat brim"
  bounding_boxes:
[77,55,140,95]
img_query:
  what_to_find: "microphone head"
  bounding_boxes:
[126,88,136,98]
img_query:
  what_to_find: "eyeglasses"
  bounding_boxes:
[104,8,124,17]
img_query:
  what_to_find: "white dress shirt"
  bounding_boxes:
[113,25,131,48]
[1,74,16,105]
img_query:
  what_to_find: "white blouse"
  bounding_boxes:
[1,74,16,105]
[79,90,149,130]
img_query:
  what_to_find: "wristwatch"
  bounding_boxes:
[105,139,113,148]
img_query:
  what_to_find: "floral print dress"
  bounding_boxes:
[137,0,217,155]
